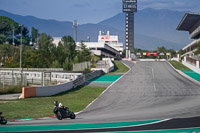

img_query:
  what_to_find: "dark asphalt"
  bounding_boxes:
[20,116,200,133]
[5,61,200,131]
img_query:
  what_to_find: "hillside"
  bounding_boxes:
[0,9,192,50]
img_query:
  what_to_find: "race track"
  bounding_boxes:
[5,61,200,129]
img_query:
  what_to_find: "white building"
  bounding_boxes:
[53,31,123,60]
[98,31,124,53]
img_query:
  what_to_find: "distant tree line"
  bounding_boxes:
[0,16,93,70]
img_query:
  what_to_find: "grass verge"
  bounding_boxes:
[169,60,191,70]
[0,85,106,119]
[106,61,129,75]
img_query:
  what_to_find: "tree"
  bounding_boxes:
[63,57,73,70]
[31,27,39,45]
[38,33,54,67]
[22,46,40,68]
[50,60,60,68]
[21,26,30,45]
[166,49,176,57]
[79,42,91,62]
[178,49,186,55]
[157,46,166,53]
[0,16,20,45]
[194,42,200,55]
[59,36,76,70]
[56,42,65,66]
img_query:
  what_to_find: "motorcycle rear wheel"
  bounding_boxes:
[1,118,7,124]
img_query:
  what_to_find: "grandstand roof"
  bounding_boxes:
[177,12,200,39]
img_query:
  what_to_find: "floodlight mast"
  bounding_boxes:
[122,0,137,58]
[73,20,78,42]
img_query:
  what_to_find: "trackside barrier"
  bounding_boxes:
[73,70,103,88]
[91,58,114,73]
[22,71,103,98]
[22,81,73,98]
[73,75,85,88]
[22,87,36,98]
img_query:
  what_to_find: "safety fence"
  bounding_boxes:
[0,70,82,89]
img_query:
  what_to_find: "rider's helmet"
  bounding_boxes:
[54,101,59,106]
[59,103,63,108]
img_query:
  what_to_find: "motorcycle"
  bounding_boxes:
[0,112,7,125]
[53,104,76,120]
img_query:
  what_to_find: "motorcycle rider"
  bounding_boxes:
[53,101,76,120]
[53,101,59,113]
[58,102,68,117]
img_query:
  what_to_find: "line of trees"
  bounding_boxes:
[0,16,93,70]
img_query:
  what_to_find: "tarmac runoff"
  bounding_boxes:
[181,70,200,82]
[167,61,200,85]
[85,75,122,88]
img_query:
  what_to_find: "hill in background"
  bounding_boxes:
[0,8,192,50]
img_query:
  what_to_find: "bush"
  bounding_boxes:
[0,83,22,95]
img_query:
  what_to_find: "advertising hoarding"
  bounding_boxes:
[123,0,137,12]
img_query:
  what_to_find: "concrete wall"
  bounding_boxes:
[103,58,114,72]
[36,81,73,97]
[91,58,114,73]
[22,81,73,98]
[182,60,200,74]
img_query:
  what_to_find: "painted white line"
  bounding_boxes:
[76,118,172,131]
[76,61,132,115]
[145,66,157,92]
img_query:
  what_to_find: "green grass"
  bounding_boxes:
[106,61,129,75]
[169,60,191,70]
[0,85,106,119]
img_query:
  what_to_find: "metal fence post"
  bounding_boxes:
[3,73,5,88]
[0,72,1,89]
[12,70,14,85]
[42,72,45,86]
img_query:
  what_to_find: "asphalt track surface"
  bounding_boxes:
[4,61,200,132]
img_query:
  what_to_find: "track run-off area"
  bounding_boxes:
[1,61,200,132]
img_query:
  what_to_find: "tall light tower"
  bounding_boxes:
[19,25,23,71]
[123,0,137,58]
[72,20,78,42]
[12,27,15,46]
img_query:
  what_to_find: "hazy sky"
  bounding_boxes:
[0,0,199,24]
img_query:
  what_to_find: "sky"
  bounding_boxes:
[0,0,199,24]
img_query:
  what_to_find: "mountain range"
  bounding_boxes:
[0,9,192,50]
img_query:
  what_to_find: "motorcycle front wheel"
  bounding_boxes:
[55,112,62,120]
[70,112,76,119]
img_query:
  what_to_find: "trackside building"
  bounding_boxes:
[53,31,123,60]
[177,12,200,73]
